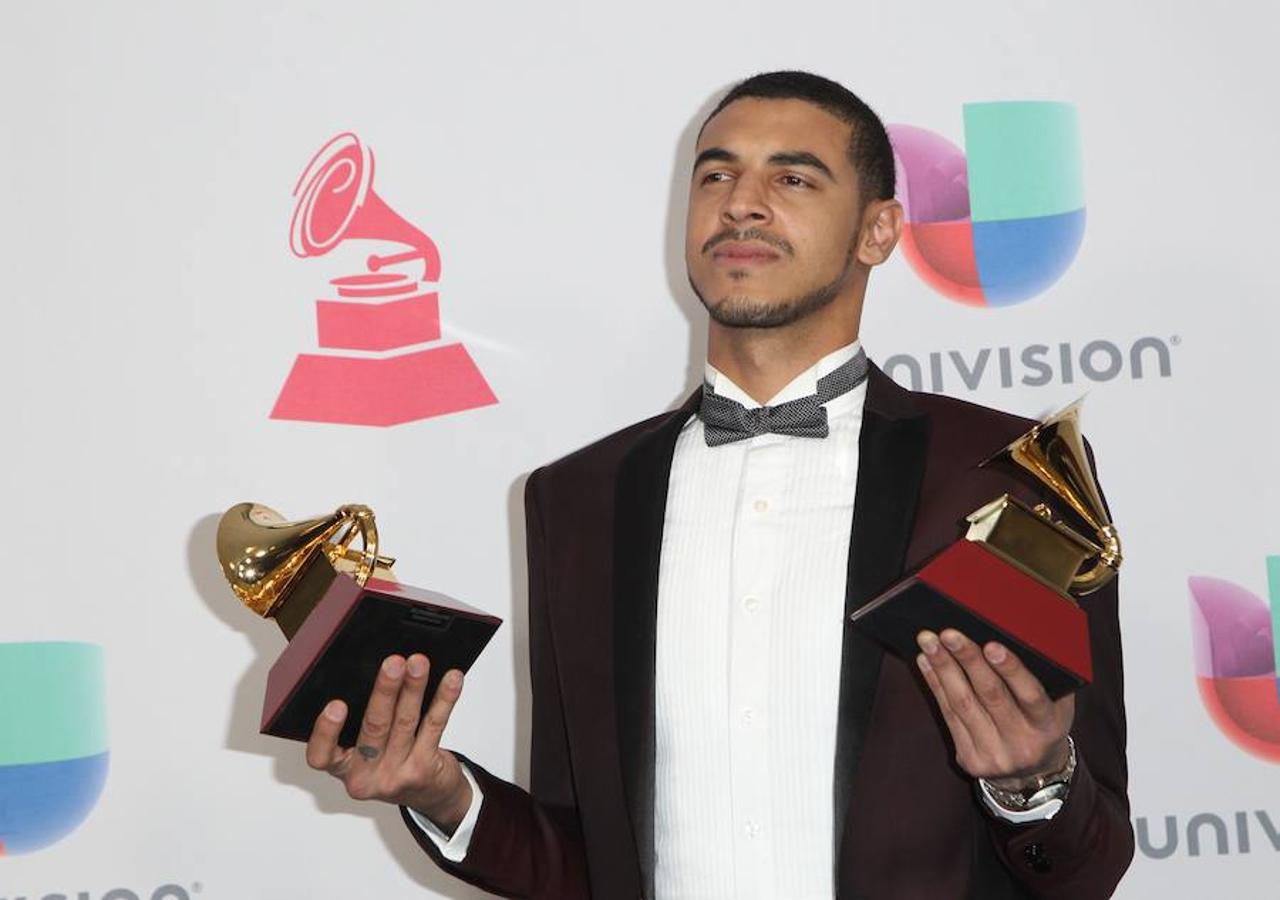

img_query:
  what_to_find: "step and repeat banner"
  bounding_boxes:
[2,2,1277,898]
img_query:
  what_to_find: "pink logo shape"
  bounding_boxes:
[1188,575,1280,763]
[271,132,497,426]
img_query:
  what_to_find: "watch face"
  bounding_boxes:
[1025,782,1070,807]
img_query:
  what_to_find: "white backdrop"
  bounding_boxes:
[2,1,1278,897]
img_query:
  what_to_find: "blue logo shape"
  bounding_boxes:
[0,642,109,855]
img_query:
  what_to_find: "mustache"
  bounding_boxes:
[702,227,794,257]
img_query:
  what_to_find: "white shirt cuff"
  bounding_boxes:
[405,762,483,862]
[977,778,1064,824]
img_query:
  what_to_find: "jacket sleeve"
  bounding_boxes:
[401,469,592,898]
[984,439,1135,898]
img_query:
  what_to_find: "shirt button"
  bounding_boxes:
[743,595,760,613]
[753,499,769,513]
[742,707,756,725]
[744,820,761,838]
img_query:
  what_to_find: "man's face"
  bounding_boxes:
[686,97,866,329]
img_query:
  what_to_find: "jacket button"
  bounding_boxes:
[1023,841,1052,873]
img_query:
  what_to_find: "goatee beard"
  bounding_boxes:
[690,242,856,329]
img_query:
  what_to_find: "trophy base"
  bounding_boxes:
[851,539,1091,699]
[262,557,501,746]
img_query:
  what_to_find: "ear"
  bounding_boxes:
[856,198,904,267]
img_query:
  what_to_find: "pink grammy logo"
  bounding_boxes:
[271,132,497,426]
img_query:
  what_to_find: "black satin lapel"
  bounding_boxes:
[832,397,931,861]
[613,393,698,899]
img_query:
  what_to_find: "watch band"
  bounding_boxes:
[979,736,1077,812]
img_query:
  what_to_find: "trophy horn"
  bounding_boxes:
[982,400,1122,594]
[288,132,442,282]
[215,502,396,621]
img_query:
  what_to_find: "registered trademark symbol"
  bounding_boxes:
[1170,335,1181,346]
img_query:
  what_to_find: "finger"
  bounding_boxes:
[413,668,464,756]
[916,650,972,742]
[306,699,348,771]
[353,655,407,765]
[385,653,430,764]
[911,655,977,773]
[328,745,356,778]
[917,631,1000,750]
[939,629,1020,730]
[981,642,1055,726]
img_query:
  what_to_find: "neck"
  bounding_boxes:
[706,292,864,405]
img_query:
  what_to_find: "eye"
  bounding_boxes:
[779,173,811,188]
[700,171,731,185]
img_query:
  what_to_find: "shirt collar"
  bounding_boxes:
[704,340,864,408]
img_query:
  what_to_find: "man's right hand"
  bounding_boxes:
[305,653,472,834]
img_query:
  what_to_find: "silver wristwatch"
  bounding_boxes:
[980,736,1077,811]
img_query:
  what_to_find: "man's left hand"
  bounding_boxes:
[916,629,1072,787]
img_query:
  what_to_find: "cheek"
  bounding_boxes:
[687,194,716,228]
[685,204,720,257]
[786,208,856,264]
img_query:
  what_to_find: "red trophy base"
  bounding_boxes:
[851,539,1092,699]
[263,555,501,746]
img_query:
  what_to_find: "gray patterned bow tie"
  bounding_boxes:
[699,348,869,447]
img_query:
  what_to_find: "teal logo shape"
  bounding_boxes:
[0,642,108,855]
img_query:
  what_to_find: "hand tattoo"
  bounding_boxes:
[357,745,380,761]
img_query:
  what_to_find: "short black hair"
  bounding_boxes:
[700,70,895,204]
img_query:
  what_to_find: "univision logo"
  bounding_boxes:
[0,642,108,855]
[883,336,1174,393]
[1187,559,1280,762]
[1133,809,1280,859]
[888,102,1084,307]
[0,886,192,900]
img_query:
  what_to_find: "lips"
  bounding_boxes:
[711,241,781,264]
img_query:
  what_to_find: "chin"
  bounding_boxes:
[705,296,799,329]
[698,269,774,297]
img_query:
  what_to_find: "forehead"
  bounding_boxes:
[697,97,852,163]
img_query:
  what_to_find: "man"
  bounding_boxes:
[304,71,1134,898]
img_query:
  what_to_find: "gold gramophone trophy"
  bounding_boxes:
[217,503,500,744]
[851,401,1121,698]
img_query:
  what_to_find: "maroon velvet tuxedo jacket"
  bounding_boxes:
[404,364,1134,899]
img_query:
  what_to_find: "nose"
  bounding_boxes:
[721,173,771,227]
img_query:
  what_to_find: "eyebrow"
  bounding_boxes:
[693,147,838,182]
